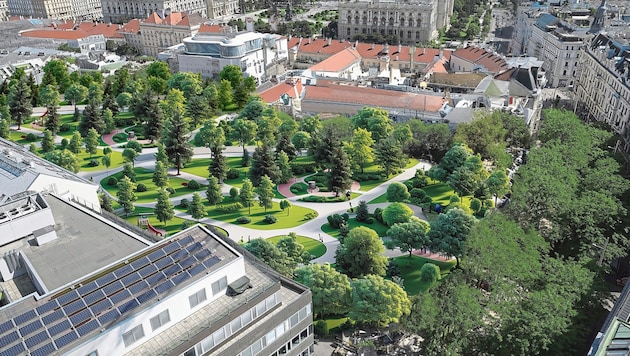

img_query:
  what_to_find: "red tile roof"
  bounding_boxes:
[198,24,225,33]
[452,46,508,73]
[259,78,304,103]
[21,21,124,40]
[304,80,445,112]
[140,12,202,27]
[119,19,140,34]
[309,47,361,72]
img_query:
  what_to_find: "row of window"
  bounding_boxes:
[182,291,282,356]
[345,16,423,27]
[345,27,423,40]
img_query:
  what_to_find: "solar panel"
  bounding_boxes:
[13,309,37,326]
[122,272,140,287]
[148,248,166,262]
[19,319,43,337]
[194,249,211,261]
[136,289,157,305]
[36,300,59,315]
[180,256,196,269]
[0,320,14,334]
[2,342,26,355]
[77,281,98,295]
[42,309,64,325]
[48,320,71,337]
[103,280,124,296]
[178,235,194,247]
[0,331,18,348]
[63,299,86,315]
[147,272,166,286]
[172,271,191,286]
[204,256,221,269]
[171,249,188,261]
[138,264,158,278]
[95,273,116,287]
[154,256,172,270]
[186,242,203,254]
[189,263,206,277]
[90,298,112,314]
[69,309,92,326]
[113,264,133,278]
[154,280,175,294]
[110,290,131,305]
[163,264,181,277]
[162,242,179,254]
[30,342,56,356]
[130,256,150,270]
[128,280,149,295]
[57,290,79,306]
[97,309,120,325]
[118,299,139,314]
[83,289,105,306]
[25,330,49,349]
[54,330,78,349]
[77,319,99,337]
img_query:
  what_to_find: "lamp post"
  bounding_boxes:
[594,235,611,267]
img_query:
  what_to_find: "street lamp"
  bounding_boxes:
[593,235,611,267]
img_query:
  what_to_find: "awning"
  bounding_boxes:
[227,276,252,296]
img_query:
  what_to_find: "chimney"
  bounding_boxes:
[423,47,426,55]
[308,37,311,44]
[327,38,332,46]
[355,40,358,48]
[398,43,402,53]
[371,43,375,50]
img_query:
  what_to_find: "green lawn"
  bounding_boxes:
[321,217,389,239]
[77,149,126,172]
[289,182,308,195]
[267,235,327,259]
[100,168,206,203]
[122,206,193,236]
[354,158,419,192]
[368,194,388,204]
[324,316,348,333]
[394,254,456,295]
[298,192,361,203]
[368,180,473,209]
[8,130,40,144]
[182,157,250,188]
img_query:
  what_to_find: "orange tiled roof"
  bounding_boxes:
[119,19,140,34]
[452,46,508,73]
[144,12,162,24]
[140,12,202,27]
[494,67,517,81]
[304,80,445,112]
[21,22,124,40]
[309,47,361,72]
[259,78,304,103]
[198,24,225,33]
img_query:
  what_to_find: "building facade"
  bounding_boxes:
[575,33,630,155]
[337,0,454,45]
[7,0,102,20]
[139,11,204,57]
[206,0,239,19]
[101,0,207,24]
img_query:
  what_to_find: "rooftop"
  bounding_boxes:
[451,46,510,74]
[21,21,124,40]
[309,47,362,72]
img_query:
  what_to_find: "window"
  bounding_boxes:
[211,276,228,295]
[150,310,170,331]
[189,289,207,308]
[122,325,145,347]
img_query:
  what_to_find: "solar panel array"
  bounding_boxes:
[0,234,223,355]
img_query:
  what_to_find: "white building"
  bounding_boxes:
[7,0,102,20]
[102,0,208,24]
[177,26,288,83]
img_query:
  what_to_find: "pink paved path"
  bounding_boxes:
[411,249,455,262]
[101,129,122,146]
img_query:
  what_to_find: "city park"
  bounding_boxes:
[1,60,626,353]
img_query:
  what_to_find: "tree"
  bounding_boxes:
[275,135,296,161]
[336,226,388,278]
[231,118,257,154]
[355,200,369,222]
[345,127,374,173]
[64,83,87,109]
[187,192,206,221]
[84,128,99,157]
[155,142,169,166]
[486,170,510,205]
[99,192,113,213]
[256,112,281,147]
[217,79,233,109]
[0,105,10,139]
[382,202,414,226]
[8,76,32,130]
[240,178,255,214]
[453,111,508,162]
[420,263,441,284]
[374,138,407,177]
[68,131,82,154]
[186,94,211,128]
[349,275,411,327]
[79,101,104,136]
[39,84,59,107]
[295,263,352,319]
[291,131,311,154]
[197,121,225,157]
[43,150,81,173]
[162,113,193,175]
[255,175,275,212]
[166,72,202,98]
[328,147,353,194]
[209,153,228,183]
[276,150,292,184]
[229,187,239,201]
[159,88,186,120]
[249,145,279,185]
[152,161,169,188]
[206,176,223,205]
[351,107,393,142]
[155,188,175,224]
[219,64,244,89]
[102,108,115,134]
[239,97,265,121]
[116,176,137,216]
[448,155,488,197]
[122,163,136,182]
[41,130,55,153]
[245,238,294,277]
[279,199,291,215]
[144,100,164,143]
[42,59,68,91]
[428,143,472,182]
[385,219,430,256]
[122,148,139,167]
[428,208,476,268]
[387,182,410,202]
[277,232,311,265]
[101,155,111,174]
[116,92,133,111]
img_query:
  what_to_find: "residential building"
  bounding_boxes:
[20,21,126,54]
[575,32,630,155]
[589,279,630,355]
[7,0,102,20]
[0,194,314,355]
[101,0,207,24]
[303,47,363,80]
[259,76,305,117]
[449,46,510,75]
[176,26,288,83]
[337,0,454,44]
[139,11,204,57]
[0,0,9,22]
[206,0,239,19]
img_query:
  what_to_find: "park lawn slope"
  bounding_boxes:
[321,217,389,239]
[101,168,205,203]
[267,235,327,259]
[394,254,456,295]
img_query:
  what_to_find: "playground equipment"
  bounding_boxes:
[147,222,166,237]
[137,215,166,237]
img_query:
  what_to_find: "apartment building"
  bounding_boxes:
[7,0,101,20]
[101,0,207,24]
[206,0,239,19]
[139,11,204,57]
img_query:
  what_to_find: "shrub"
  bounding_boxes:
[382,202,413,226]
[229,187,239,200]
[410,188,427,199]
[88,160,99,167]
[216,202,243,212]
[181,221,193,230]
[353,172,382,181]
[236,216,251,224]
[386,258,400,278]
[226,168,240,179]
[165,187,175,194]
[26,133,37,141]
[365,217,374,224]
[136,183,147,192]
[179,198,190,208]
[387,182,410,202]
[106,177,118,186]
[60,138,68,149]
[341,213,349,221]
[355,200,369,222]
[314,320,329,337]
[373,207,384,224]
[263,215,277,224]
[420,263,441,284]
[59,123,71,132]
[299,195,326,203]
[327,213,344,229]
[304,212,317,220]
[290,161,317,175]
[187,179,200,190]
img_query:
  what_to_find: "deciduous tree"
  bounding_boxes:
[345,127,374,173]
[335,226,388,278]
[385,219,430,256]
[255,175,274,212]
[116,176,137,216]
[382,202,413,226]
[240,178,255,214]
[428,208,476,268]
[386,182,410,202]
[295,263,352,319]
[350,275,411,327]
